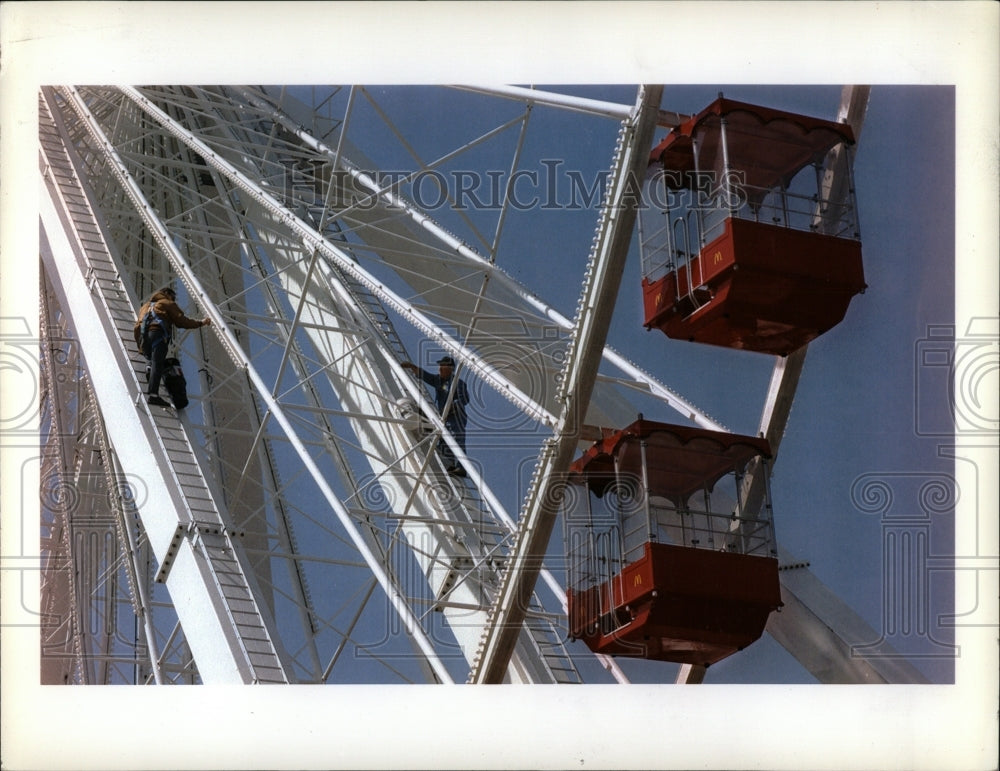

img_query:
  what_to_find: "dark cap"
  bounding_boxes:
[437,356,455,366]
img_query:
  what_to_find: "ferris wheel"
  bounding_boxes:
[36,83,928,686]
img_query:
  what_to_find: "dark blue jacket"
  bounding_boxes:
[418,369,469,428]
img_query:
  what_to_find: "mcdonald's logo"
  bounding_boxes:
[633,574,643,586]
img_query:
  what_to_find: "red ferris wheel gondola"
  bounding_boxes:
[638,96,867,355]
[563,419,782,666]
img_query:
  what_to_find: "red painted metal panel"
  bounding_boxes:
[650,97,855,191]
[568,543,781,665]
[569,418,771,500]
[642,218,866,355]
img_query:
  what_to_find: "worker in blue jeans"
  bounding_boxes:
[133,286,211,407]
[401,356,469,476]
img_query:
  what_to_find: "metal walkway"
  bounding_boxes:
[39,88,290,683]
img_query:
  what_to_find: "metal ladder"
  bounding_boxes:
[309,213,412,362]
[300,164,581,683]
[338,277,583,683]
[521,594,582,684]
[39,89,290,684]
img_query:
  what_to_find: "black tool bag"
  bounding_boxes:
[163,357,189,409]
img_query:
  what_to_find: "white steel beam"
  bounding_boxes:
[237,86,725,432]
[120,86,558,431]
[56,86,456,685]
[468,85,664,683]
[451,84,688,128]
[767,549,929,683]
[105,85,592,683]
[39,198,261,683]
[90,380,166,684]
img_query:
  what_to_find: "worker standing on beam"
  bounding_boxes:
[402,356,470,476]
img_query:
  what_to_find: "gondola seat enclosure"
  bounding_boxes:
[563,419,782,666]
[638,97,867,355]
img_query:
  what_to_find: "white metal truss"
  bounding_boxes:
[39,84,630,684]
[36,82,931,686]
[40,90,292,683]
[40,274,175,684]
[469,85,664,683]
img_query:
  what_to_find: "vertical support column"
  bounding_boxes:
[468,85,663,684]
[843,144,862,239]
[639,439,654,550]
[760,458,777,556]
[688,132,706,295]
[719,116,736,217]
[690,133,705,250]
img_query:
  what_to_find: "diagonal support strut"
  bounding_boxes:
[468,85,663,684]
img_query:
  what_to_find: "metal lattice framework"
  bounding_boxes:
[37,84,928,685]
